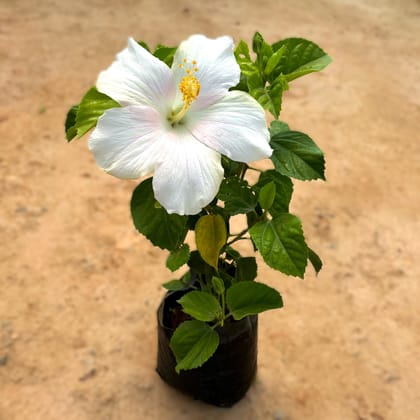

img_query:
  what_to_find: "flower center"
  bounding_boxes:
[169,59,200,124]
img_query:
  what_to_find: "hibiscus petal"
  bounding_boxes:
[186,90,272,162]
[89,105,169,179]
[152,128,224,215]
[172,35,240,110]
[96,38,175,113]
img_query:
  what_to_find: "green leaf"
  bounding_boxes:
[170,320,220,373]
[130,178,188,250]
[252,32,273,72]
[271,38,332,82]
[249,214,308,278]
[250,82,283,119]
[225,246,242,261]
[218,177,257,215]
[153,45,177,66]
[234,40,257,78]
[265,45,287,79]
[226,282,283,320]
[211,276,225,295]
[187,250,212,276]
[247,71,265,91]
[237,257,258,282]
[162,280,186,291]
[221,156,242,178]
[75,87,120,137]
[195,214,227,269]
[256,170,293,215]
[178,291,222,322]
[258,181,276,211]
[137,40,150,51]
[308,247,323,275]
[166,244,190,272]
[270,130,325,181]
[269,120,290,136]
[65,105,78,141]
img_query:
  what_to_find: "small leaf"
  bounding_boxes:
[269,120,290,136]
[265,45,287,78]
[162,280,186,291]
[258,181,276,211]
[237,257,258,282]
[195,214,227,270]
[256,170,293,215]
[212,276,225,295]
[250,82,283,119]
[308,247,323,275]
[170,320,220,373]
[252,32,273,72]
[270,130,325,181]
[153,45,177,66]
[234,40,257,78]
[130,178,188,250]
[65,105,78,141]
[166,244,190,272]
[271,38,332,82]
[218,177,257,215]
[226,282,283,320]
[137,40,150,51]
[75,87,120,137]
[249,214,308,278]
[178,291,222,322]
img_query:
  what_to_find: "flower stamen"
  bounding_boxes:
[170,59,200,124]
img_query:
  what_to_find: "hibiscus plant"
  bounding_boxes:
[65,33,331,373]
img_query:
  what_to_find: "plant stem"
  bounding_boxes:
[247,166,263,173]
[226,227,249,246]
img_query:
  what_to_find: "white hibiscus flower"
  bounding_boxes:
[89,35,272,215]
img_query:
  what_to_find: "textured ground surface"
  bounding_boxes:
[1,0,419,419]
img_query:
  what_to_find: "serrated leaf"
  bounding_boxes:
[75,87,119,137]
[195,214,227,269]
[130,178,188,250]
[237,257,258,282]
[256,170,293,215]
[170,320,220,373]
[178,291,221,322]
[226,282,283,320]
[258,181,276,211]
[271,38,332,82]
[249,214,308,278]
[153,45,177,66]
[270,130,325,181]
[162,280,186,291]
[65,105,78,141]
[218,177,257,215]
[308,247,323,275]
[269,120,290,136]
[166,244,190,272]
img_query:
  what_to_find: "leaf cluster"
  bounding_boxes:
[233,32,332,118]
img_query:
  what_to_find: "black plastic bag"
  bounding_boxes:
[156,289,258,407]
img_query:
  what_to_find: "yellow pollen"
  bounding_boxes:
[179,75,200,105]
